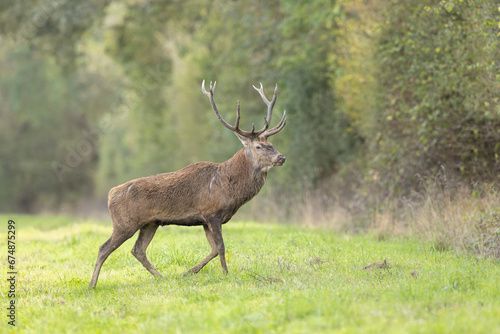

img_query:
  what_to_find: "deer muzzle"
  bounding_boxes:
[274,154,286,166]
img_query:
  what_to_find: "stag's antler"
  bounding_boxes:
[253,83,286,139]
[202,80,286,139]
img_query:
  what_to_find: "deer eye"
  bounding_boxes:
[256,146,262,150]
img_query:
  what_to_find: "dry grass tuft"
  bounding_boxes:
[294,183,500,258]
[362,185,500,257]
[239,180,500,258]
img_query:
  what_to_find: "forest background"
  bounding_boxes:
[0,0,499,253]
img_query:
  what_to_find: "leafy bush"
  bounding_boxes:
[374,0,500,191]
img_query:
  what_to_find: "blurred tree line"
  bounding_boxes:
[0,0,498,217]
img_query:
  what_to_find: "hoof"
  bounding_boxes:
[183,269,195,277]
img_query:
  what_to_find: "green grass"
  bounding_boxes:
[1,214,499,333]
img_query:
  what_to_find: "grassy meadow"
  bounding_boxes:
[1,214,500,333]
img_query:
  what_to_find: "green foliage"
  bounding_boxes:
[276,1,362,186]
[0,0,110,69]
[0,46,80,212]
[2,215,500,332]
[374,0,500,190]
[0,43,120,212]
[0,0,499,214]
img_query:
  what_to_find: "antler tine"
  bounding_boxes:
[201,80,216,97]
[252,83,278,136]
[202,80,238,132]
[202,80,258,138]
[235,101,241,129]
[261,110,287,139]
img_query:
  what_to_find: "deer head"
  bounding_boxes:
[202,80,286,172]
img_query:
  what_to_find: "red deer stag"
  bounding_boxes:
[89,80,286,288]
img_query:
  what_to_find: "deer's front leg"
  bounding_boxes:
[184,225,218,276]
[210,222,228,274]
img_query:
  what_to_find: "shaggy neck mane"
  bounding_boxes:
[219,148,267,202]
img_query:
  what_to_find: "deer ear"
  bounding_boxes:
[234,132,252,146]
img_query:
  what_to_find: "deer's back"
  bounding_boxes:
[108,162,219,226]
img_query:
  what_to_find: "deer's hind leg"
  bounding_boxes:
[89,225,137,289]
[131,222,162,277]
